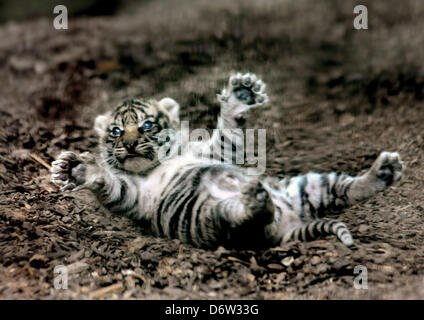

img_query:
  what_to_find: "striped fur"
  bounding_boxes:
[51,73,404,249]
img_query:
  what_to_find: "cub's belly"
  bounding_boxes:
[141,156,250,209]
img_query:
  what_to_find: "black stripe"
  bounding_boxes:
[329,174,341,210]
[219,134,239,152]
[307,199,317,219]
[319,221,327,234]
[168,191,195,239]
[213,132,241,163]
[314,221,323,236]
[304,225,314,241]
[158,166,206,236]
[339,229,349,237]
[156,169,195,236]
[334,223,346,233]
[342,178,355,205]
[162,170,200,216]
[157,187,187,236]
[300,227,307,241]
[317,174,329,217]
[312,221,322,238]
[192,198,210,246]
[169,167,209,239]
[176,193,200,243]
[328,220,337,233]
[298,176,307,219]
[293,228,301,241]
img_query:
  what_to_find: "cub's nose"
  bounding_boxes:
[124,142,136,152]
[122,125,138,151]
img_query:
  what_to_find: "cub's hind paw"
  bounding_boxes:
[219,72,268,107]
[370,151,404,186]
[241,179,274,225]
[50,151,87,191]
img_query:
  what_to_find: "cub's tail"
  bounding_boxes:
[281,219,354,246]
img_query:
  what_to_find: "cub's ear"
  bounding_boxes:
[158,97,180,124]
[94,113,111,136]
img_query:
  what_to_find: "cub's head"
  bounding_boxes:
[94,97,180,174]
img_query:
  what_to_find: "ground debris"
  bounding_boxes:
[1,0,424,300]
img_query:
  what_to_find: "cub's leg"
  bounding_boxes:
[50,151,141,219]
[213,178,275,249]
[207,73,268,164]
[279,151,403,220]
[268,151,404,246]
[155,167,274,249]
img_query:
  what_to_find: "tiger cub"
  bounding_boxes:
[50,73,404,249]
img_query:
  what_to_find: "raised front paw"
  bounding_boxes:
[50,151,88,191]
[219,72,268,107]
[370,151,404,186]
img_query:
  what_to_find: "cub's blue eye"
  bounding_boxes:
[111,127,122,136]
[142,121,153,130]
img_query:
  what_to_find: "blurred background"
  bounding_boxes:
[1,0,424,300]
[0,0,130,22]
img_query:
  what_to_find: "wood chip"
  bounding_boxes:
[268,263,284,271]
[227,256,250,266]
[89,282,124,299]
[281,256,294,266]
[28,153,51,170]
[67,261,89,274]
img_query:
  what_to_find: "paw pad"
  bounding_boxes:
[221,72,268,106]
[372,151,404,186]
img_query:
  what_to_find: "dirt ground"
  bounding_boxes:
[1,0,424,299]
